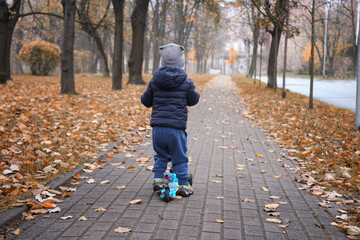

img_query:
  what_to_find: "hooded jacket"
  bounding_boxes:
[141,65,200,130]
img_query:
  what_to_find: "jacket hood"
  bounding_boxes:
[153,65,187,89]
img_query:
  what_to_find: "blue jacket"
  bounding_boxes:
[141,65,200,130]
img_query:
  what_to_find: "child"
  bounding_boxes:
[141,43,200,197]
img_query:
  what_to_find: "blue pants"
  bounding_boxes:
[152,126,189,185]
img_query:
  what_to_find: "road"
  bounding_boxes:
[260,77,357,111]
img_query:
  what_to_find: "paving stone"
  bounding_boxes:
[2,76,347,240]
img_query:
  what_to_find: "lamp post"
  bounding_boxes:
[356,0,360,130]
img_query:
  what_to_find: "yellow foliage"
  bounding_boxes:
[20,41,61,76]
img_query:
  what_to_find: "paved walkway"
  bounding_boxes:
[5,76,346,240]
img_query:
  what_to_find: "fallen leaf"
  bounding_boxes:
[269,196,280,199]
[318,202,332,208]
[211,180,222,183]
[174,195,182,199]
[12,228,21,235]
[215,219,224,223]
[264,203,279,209]
[78,216,88,221]
[266,218,282,223]
[60,215,73,220]
[262,186,269,192]
[273,175,282,179]
[236,168,244,171]
[337,209,347,214]
[114,227,132,233]
[158,213,163,219]
[95,207,107,212]
[129,199,142,204]
[86,178,96,184]
[128,166,137,170]
[116,185,127,189]
[100,180,110,184]
[261,170,267,173]
[268,212,280,217]
[243,198,256,203]
[256,153,263,157]
[216,196,224,199]
[136,157,149,162]
[218,146,228,149]
[344,225,360,236]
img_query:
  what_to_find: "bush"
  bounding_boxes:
[20,41,61,76]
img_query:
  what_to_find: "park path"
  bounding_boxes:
[6,75,346,240]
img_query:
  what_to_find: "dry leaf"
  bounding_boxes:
[86,178,96,184]
[12,228,21,235]
[261,170,267,173]
[236,168,244,171]
[78,216,88,221]
[114,227,132,233]
[218,146,228,149]
[83,169,93,173]
[273,175,282,179]
[60,215,73,220]
[344,226,360,236]
[318,202,332,208]
[116,185,127,189]
[215,219,224,223]
[128,166,137,170]
[129,199,142,204]
[264,203,279,209]
[266,218,282,224]
[262,186,269,192]
[136,157,149,162]
[211,180,222,183]
[216,196,224,199]
[243,198,256,203]
[174,195,182,199]
[269,196,280,199]
[100,180,110,184]
[279,201,288,205]
[95,207,107,212]
[268,212,280,217]
[255,153,263,157]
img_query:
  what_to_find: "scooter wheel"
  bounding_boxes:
[163,188,170,203]
[188,174,193,186]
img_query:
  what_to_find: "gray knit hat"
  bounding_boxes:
[159,43,185,68]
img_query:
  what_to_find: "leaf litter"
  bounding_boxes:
[233,76,360,235]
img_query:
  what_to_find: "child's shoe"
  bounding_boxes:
[177,183,193,197]
[153,178,167,192]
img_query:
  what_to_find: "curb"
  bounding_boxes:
[0,139,120,228]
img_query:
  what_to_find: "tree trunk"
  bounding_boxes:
[0,0,21,84]
[247,27,259,78]
[267,24,282,89]
[128,0,150,85]
[94,32,110,77]
[152,0,168,73]
[60,0,76,94]
[111,0,125,90]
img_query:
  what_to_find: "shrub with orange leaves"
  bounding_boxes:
[19,41,61,76]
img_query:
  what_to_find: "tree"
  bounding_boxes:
[128,0,150,85]
[246,2,260,78]
[111,0,125,90]
[60,0,76,94]
[251,0,298,90]
[151,0,169,73]
[0,0,21,84]
[77,0,111,77]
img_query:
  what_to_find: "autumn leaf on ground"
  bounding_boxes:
[12,228,21,235]
[100,180,110,184]
[273,175,282,179]
[215,219,224,223]
[136,157,149,162]
[255,153,263,157]
[129,199,142,204]
[218,146,228,149]
[116,185,126,189]
[243,198,256,203]
[60,215,73,220]
[211,180,222,183]
[266,218,282,224]
[95,207,107,212]
[78,216,88,221]
[114,227,132,233]
[128,166,137,170]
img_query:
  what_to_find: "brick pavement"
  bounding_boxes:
[5,75,347,240]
